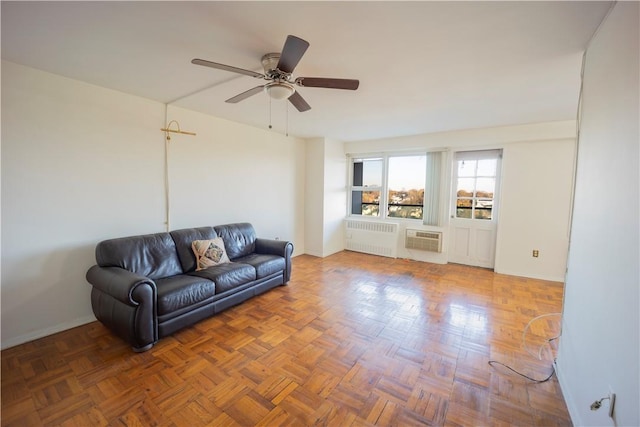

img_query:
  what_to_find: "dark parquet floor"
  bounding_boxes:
[1,251,570,426]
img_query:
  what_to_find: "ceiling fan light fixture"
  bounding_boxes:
[264,82,295,100]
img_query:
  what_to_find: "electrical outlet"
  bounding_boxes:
[533,249,539,257]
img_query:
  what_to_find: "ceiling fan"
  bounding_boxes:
[191,35,359,112]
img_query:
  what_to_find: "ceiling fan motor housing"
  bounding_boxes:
[262,53,285,77]
[261,53,295,99]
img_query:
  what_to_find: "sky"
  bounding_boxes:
[361,156,426,190]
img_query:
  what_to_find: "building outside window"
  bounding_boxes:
[350,157,383,217]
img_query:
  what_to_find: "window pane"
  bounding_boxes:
[474,199,493,220]
[388,189,425,206]
[456,198,473,219]
[458,160,476,177]
[353,158,383,188]
[476,159,497,176]
[387,156,425,220]
[389,206,423,219]
[456,207,472,218]
[351,190,380,216]
[351,191,362,215]
[361,191,380,216]
[457,178,475,197]
[475,178,495,198]
[474,207,492,220]
[388,156,426,189]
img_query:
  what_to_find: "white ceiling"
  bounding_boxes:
[1,1,612,142]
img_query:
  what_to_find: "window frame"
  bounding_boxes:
[349,152,431,222]
[451,149,502,222]
[349,156,385,218]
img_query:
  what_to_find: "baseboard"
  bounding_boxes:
[493,268,565,283]
[555,357,580,426]
[1,315,96,350]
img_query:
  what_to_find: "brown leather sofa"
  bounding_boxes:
[86,223,293,352]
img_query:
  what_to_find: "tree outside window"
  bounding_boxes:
[387,155,426,219]
[455,159,497,220]
[350,155,428,221]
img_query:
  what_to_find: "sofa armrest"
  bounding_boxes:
[255,238,294,283]
[87,265,156,305]
[86,265,158,351]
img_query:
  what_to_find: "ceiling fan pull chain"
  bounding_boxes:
[268,96,272,129]
[286,101,289,137]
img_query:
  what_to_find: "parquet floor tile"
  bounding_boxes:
[1,251,570,426]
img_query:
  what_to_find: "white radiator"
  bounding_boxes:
[345,220,399,258]
[405,229,442,253]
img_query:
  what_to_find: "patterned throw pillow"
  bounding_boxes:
[192,237,231,270]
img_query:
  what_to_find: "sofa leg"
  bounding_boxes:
[132,343,154,353]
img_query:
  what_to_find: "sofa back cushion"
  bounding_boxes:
[170,227,217,273]
[214,223,256,260]
[95,232,182,280]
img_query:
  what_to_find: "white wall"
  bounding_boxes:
[1,61,307,349]
[495,138,575,281]
[346,121,576,153]
[304,138,324,257]
[165,105,306,245]
[322,138,347,257]
[557,3,639,426]
[345,122,577,278]
[304,138,347,257]
[1,61,166,348]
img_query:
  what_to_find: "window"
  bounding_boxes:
[350,153,442,223]
[387,155,425,219]
[454,151,500,220]
[351,158,383,217]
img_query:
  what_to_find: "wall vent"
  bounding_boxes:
[405,229,442,253]
[345,220,399,258]
[345,220,398,234]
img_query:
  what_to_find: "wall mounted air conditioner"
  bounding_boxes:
[405,229,442,253]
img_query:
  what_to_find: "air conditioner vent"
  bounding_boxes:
[405,229,442,253]
[415,231,440,239]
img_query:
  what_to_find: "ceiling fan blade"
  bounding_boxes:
[276,35,310,74]
[225,86,265,103]
[192,58,264,79]
[288,91,311,112]
[295,77,359,90]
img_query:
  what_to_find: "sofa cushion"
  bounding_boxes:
[170,227,217,273]
[234,254,285,279]
[95,232,182,280]
[192,237,231,270]
[189,263,256,293]
[214,223,256,260]
[155,275,215,315]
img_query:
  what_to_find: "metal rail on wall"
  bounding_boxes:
[161,118,196,231]
[161,120,196,140]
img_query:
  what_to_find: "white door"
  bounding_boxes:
[448,150,502,268]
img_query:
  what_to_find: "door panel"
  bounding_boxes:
[452,227,470,257]
[475,228,495,266]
